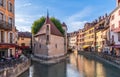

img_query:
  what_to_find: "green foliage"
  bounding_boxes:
[31,16,45,35]
[31,16,64,35]
[50,17,64,35]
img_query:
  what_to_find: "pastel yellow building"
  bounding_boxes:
[83,23,95,51]
[17,32,32,50]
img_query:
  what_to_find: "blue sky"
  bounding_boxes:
[15,0,116,32]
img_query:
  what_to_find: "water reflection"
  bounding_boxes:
[19,52,120,77]
[69,51,120,77]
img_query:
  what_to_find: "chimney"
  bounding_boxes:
[95,19,98,23]
[99,16,101,21]
[105,13,107,17]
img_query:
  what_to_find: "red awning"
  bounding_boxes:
[0,43,18,48]
[19,46,30,49]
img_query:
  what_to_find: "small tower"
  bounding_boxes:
[117,0,120,7]
[62,22,67,54]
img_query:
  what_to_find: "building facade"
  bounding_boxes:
[17,32,32,51]
[83,23,95,52]
[109,0,120,56]
[0,0,17,58]
[77,29,84,51]
[95,14,110,52]
[33,15,67,62]
[67,32,78,50]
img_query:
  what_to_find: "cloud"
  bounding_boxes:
[15,14,43,32]
[23,3,32,7]
[66,7,93,32]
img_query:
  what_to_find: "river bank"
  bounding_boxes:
[0,58,31,77]
[79,51,120,69]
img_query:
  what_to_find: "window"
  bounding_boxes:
[118,33,120,41]
[39,44,41,48]
[0,12,3,21]
[119,21,120,28]
[21,37,24,40]
[111,15,114,20]
[10,33,12,43]
[55,44,57,48]
[112,35,114,42]
[21,43,25,46]
[1,31,4,43]
[119,10,120,15]
[111,24,115,31]
[47,25,49,30]
[8,2,13,12]
[47,35,49,41]
[0,0,4,6]
[8,18,12,26]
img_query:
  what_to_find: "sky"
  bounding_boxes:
[15,0,116,32]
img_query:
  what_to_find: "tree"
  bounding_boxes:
[31,16,45,35]
[31,16,64,35]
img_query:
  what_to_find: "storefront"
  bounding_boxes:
[0,43,17,58]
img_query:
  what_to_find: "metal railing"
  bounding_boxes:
[0,20,12,30]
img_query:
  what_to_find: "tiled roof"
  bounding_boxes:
[44,15,63,37]
[18,32,32,38]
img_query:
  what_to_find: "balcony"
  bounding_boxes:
[112,27,120,33]
[0,20,12,31]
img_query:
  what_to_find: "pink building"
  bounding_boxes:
[109,0,120,56]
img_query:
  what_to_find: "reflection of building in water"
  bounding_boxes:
[30,61,66,77]
[69,53,107,77]
[76,54,106,77]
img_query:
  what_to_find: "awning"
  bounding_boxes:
[0,43,18,48]
[112,45,120,48]
[83,45,90,49]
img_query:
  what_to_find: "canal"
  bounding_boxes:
[19,52,120,77]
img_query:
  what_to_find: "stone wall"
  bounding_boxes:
[0,59,30,77]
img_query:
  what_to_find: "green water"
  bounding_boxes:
[19,53,120,77]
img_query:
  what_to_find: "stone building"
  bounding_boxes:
[0,0,17,57]
[33,14,67,63]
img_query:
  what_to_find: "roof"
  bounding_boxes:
[62,22,67,28]
[44,15,63,37]
[110,6,120,15]
[18,32,32,38]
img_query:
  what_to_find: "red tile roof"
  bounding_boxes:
[18,32,32,38]
[44,15,63,37]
